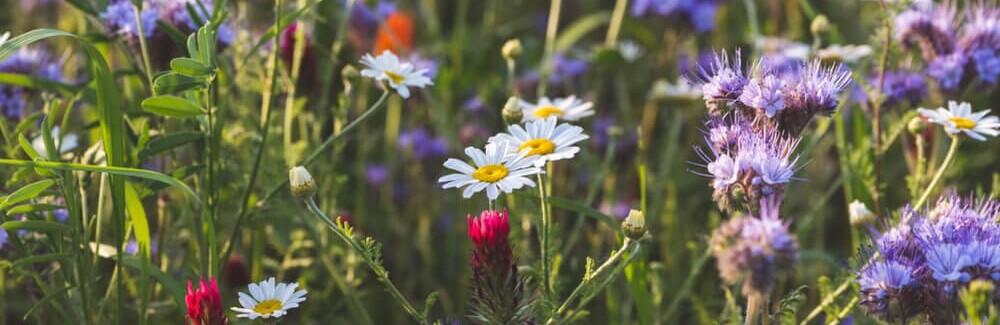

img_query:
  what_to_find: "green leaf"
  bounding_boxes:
[6,203,63,215]
[2,220,71,233]
[120,255,186,307]
[138,131,204,160]
[0,179,56,210]
[153,72,205,94]
[0,73,80,96]
[125,183,152,259]
[546,196,619,229]
[555,12,612,52]
[141,95,204,117]
[0,159,199,201]
[170,58,213,77]
[12,253,74,268]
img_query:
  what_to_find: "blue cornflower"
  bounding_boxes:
[101,0,159,40]
[928,52,967,90]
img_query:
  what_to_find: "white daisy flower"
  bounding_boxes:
[917,101,1000,141]
[488,117,588,167]
[231,277,307,320]
[817,44,873,63]
[359,50,433,99]
[438,142,542,200]
[649,78,701,101]
[520,96,594,122]
[755,37,811,61]
[0,32,10,48]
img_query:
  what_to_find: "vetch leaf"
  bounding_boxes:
[2,220,71,233]
[0,179,56,210]
[141,95,204,117]
[153,72,205,94]
[170,58,213,77]
[0,159,199,201]
[138,131,203,160]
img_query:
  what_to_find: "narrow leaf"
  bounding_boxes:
[141,95,204,118]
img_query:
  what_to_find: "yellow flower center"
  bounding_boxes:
[252,299,284,315]
[533,106,565,118]
[472,164,509,183]
[385,71,406,84]
[949,117,977,129]
[518,139,556,156]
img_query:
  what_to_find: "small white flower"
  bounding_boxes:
[520,96,594,122]
[0,32,10,48]
[359,50,433,98]
[848,200,875,227]
[32,126,78,157]
[488,117,589,166]
[650,78,702,101]
[817,44,873,63]
[231,277,307,320]
[617,40,644,62]
[755,37,811,61]
[438,142,542,200]
[917,101,1000,141]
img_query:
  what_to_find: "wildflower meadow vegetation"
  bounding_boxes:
[3,0,1000,324]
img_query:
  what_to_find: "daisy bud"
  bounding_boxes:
[501,39,523,61]
[289,166,316,199]
[622,209,647,240]
[848,200,875,228]
[907,115,927,135]
[811,15,830,35]
[501,96,523,124]
[341,64,360,82]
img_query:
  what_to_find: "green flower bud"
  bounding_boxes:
[622,209,647,240]
[289,166,316,199]
[502,39,523,61]
[501,96,523,124]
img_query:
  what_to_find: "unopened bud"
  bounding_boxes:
[501,39,523,61]
[341,65,360,81]
[907,115,928,135]
[502,97,523,124]
[289,166,316,199]
[848,200,875,228]
[811,15,830,35]
[622,209,646,240]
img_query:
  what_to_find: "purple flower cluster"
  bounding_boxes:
[697,117,800,212]
[631,0,727,33]
[100,0,234,45]
[398,128,449,161]
[0,47,65,119]
[691,50,852,135]
[856,194,1000,324]
[895,1,1000,90]
[710,201,798,296]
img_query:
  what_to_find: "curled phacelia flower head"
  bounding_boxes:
[710,204,798,297]
[856,193,1000,324]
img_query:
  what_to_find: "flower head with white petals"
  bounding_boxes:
[488,117,588,167]
[918,101,1000,141]
[0,32,10,48]
[230,277,307,320]
[359,50,433,98]
[438,142,542,200]
[520,96,594,122]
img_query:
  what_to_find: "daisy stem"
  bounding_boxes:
[536,172,552,298]
[537,0,562,98]
[304,198,428,325]
[915,135,960,209]
[604,0,628,47]
[545,239,640,324]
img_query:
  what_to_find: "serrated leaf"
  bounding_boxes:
[170,58,213,77]
[141,95,204,117]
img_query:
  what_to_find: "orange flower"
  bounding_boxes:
[374,11,415,54]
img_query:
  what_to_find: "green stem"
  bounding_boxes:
[303,199,428,325]
[537,0,563,98]
[742,0,760,52]
[131,3,155,90]
[219,0,284,272]
[799,277,854,325]
[745,294,761,325]
[914,135,960,209]
[536,172,552,298]
[545,239,640,324]
[604,0,629,46]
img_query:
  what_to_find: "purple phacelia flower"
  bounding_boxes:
[631,0,725,33]
[161,0,235,45]
[0,47,65,119]
[408,53,439,80]
[894,0,957,57]
[858,261,920,322]
[958,3,1000,52]
[551,54,588,84]
[462,96,485,113]
[924,243,973,282]
[101,0,160,40]
[739,74,786,117]
[398,128,448,160]
[928,52,968,90]
[710,203,797,297]
[787,60,853,114]
[0,228,7,252]
[879,71,928,108]
[365,164,389,187]
[693,50,747,104]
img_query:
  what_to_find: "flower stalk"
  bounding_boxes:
[545,238,641,324]
[914,135,960,208]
